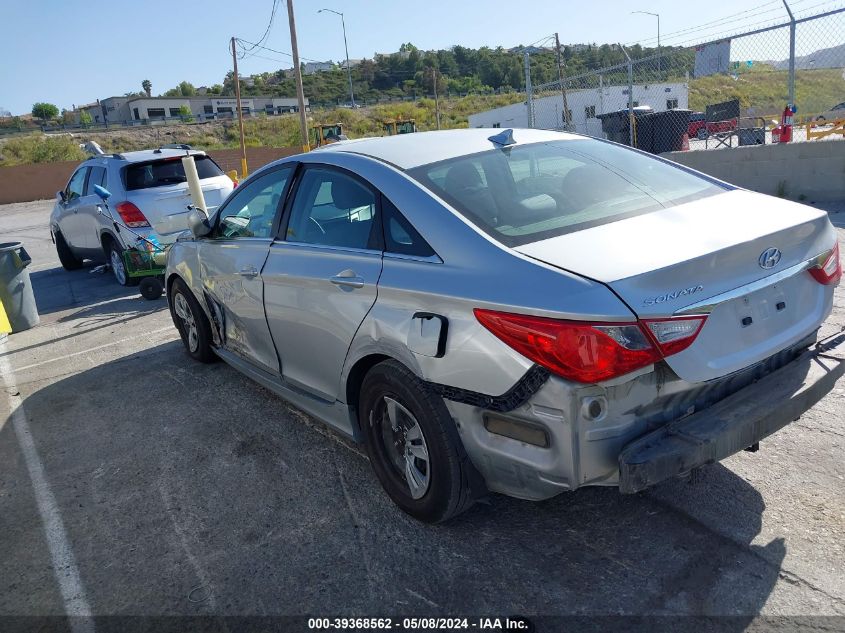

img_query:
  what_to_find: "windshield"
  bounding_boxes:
[124,155,224,191]
[409,139,726,246]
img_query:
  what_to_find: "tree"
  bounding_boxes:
[177,105,193,122]
[32,102,59,122]
[79,110,93,127]
[142,79,152,97]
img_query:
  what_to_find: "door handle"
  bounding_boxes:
[330,269,364,288]
[237,266,258,277]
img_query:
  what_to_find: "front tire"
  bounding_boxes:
[359,360,480,523]
[169,278,216,363]
[55,231,82,270]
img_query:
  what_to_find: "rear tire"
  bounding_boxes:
[359,359,480,523]
[169,278,216,363]
[55,231,82,270]
[106,239,139,287]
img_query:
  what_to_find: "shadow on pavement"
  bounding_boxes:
[0,341,785,622]
[29,263,162,316]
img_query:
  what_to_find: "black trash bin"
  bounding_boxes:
[597,106,653,146]
[647,109,692,153]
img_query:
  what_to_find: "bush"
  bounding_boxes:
[0,134,86,166]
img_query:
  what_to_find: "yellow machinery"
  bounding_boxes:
[311,123,344,148]
[383,119,416,135]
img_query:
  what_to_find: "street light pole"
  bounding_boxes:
[633,11,660,79]
[319,8,355,107]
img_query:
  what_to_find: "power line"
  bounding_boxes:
[235,37,323,64]
[237,0,280,59]
[658,0,842,48]
[628,0,785,46]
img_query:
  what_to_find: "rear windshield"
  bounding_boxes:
[409,139,726,246]
[124,155,223,191]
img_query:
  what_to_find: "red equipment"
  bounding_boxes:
[772,104,795,143]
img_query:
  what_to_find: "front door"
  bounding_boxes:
[57,167,90,251]
[198,165,294,374]
[263,166,383,401]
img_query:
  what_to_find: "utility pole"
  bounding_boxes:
[524,52,534,128]
[632,11,660,79]
[318,9,355,108]
[555,33,571,130]
[287,0,310,152]
[432,67,441,130]
[231,36,248,178]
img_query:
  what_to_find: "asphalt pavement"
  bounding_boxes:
[1,199,844,629]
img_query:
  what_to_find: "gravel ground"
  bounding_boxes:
[0,199,843,630]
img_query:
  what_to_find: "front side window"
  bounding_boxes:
[410,139,726,247]
[216,167,292,239]
[285,168,378,250]
[84,167,106,195]
[65,167,88,201]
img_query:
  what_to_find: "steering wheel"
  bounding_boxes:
[309,217,326,235]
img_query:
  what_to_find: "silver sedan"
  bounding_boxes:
[165,128,844,522]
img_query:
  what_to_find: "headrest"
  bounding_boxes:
[330,177,372,209]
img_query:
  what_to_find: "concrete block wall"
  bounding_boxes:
[663,138,845,202]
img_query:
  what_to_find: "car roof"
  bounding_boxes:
[313,128,582,170]
[88,148,206,164]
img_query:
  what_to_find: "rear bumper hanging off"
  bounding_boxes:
[619,330,845,494]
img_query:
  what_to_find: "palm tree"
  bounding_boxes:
[142,79,152,98]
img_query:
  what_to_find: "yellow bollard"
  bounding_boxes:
[0,299,11,335]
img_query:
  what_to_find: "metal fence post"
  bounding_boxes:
[620,44,634,146]
[524,52,535,128]
[783,0,796,107]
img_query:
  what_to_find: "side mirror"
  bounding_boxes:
[94,184,111,201]
[57,190,66,203]
[187,208,212,238]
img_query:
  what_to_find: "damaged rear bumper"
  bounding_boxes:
[619,330,845,494]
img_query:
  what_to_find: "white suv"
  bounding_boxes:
[50,147,234,285]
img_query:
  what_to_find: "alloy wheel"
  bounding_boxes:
[375,396,431,499]
[173,292,199,353]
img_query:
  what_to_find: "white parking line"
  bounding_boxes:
[0,340,94,633]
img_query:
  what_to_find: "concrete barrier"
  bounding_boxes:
[663,139,845,202]
[0,146,299,205]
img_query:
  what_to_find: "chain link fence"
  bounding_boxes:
[520,7,845,153]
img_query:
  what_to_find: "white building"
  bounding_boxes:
[303,61,335,75]
[468,82,689,137]
[77,96,308,125]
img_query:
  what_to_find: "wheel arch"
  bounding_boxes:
[344,353,393,436]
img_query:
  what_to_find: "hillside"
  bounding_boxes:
[689,66,845,118]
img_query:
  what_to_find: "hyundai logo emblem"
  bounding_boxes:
[759,247,782,269]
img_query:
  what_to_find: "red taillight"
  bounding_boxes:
[115,201,150,228]
[474,309,706,384]
[808,242,841,286]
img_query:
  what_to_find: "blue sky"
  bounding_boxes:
[1,0,840,115]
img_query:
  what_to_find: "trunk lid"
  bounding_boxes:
[130,179,231,238]
[515,189,837,382]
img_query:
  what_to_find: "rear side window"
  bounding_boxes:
[409,139,725,247]
[382,197,435,258]
[124,155,223,191]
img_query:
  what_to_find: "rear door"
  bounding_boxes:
[198,165,294,374]
[262,165,383,401]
